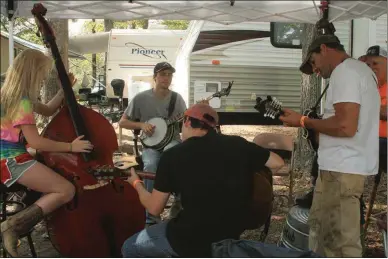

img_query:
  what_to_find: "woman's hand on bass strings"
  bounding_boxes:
[70,135,94,152]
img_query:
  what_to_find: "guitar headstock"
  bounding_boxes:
[212,81,233,98]
[254,95,284,119]
[31,4,55,49]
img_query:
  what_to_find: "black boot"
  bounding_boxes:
[295,187,314,209]
[295,175,316,209]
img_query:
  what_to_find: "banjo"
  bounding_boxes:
[139,81,233,151]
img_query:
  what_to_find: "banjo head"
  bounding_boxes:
[140,117,168,147]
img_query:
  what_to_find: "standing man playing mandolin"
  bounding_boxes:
[119,62,187,226]
[279,35,380,257]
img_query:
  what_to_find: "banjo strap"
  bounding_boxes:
[168,91,178,118]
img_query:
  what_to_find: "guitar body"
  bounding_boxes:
[247,167,273,230]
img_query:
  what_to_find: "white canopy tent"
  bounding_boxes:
[1,1,387,63]
[69,32,110,54]
[1,1,387,24]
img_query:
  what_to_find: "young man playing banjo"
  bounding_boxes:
[119,62,187,226]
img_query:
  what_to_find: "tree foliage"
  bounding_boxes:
[0,15,41,44]
[161,20,189,30]
[82,19,149,33]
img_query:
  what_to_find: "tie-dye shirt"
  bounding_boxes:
[1,98,36,159]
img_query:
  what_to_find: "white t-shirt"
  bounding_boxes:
[318,58,380,175]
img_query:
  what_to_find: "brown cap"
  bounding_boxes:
[154,62,176,74]
[299,34,341,75]
[184,103,219,128]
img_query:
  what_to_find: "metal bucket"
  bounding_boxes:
[383,230,387,258]
[278,205,310,251]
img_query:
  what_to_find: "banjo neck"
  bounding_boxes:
[166,93,220,126]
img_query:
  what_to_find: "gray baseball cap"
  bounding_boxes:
[366,45,387,58]
[299,34,341,75]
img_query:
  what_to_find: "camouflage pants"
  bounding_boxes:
[308,170,365,257]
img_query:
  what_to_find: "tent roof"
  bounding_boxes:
[69,32,110,54]
[1,30,86,59]
[2,1,387,25]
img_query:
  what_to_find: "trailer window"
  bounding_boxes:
[270,22,302,49]
[206,82,219,92]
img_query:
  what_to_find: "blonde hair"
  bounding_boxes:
[1,49,53,120]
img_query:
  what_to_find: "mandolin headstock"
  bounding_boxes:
[254,95,284,119]
[212,81,233,99]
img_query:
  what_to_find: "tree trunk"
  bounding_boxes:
[142,20,149,29]
[36,19,69,131]
[129,21,136,29]
[294,23,322,172]
[92,19,97,83]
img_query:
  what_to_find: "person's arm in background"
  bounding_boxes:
[247,141,285,174]
[264,151,285,173]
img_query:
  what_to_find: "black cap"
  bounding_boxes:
[154,62,176,74]
[366,45,387,58]
[299,34,341,75]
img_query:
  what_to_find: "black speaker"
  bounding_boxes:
[111,79,125,97]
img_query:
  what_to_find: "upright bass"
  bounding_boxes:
[32,4,147,257]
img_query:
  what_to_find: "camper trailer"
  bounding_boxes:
[175,15,387,125]
[105,29,187,105]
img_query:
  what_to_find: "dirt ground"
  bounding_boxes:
[2,125,387,257]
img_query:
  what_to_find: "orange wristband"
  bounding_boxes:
[132,179,144,189]
[300,116,307,128]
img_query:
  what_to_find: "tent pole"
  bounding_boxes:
[9,18,14,66]
[7,0,15,66]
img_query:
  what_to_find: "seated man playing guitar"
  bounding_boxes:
[119,62,187,225]
[122,103,284,258]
